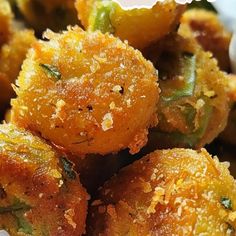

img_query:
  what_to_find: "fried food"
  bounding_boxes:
[0,29,35,83]
[0,0,12,47]
[75,0,185,49]
[88,148,236,235]
[220,74,236,145]
[181,9,232,71]
[0,1,35,112]
[0,28,35,112]
[16,0,78,33]
[11,27,159,156]
[0,123,88,236]
[144,24,230,149]
[221,106,236,145]
[4,109,11,123]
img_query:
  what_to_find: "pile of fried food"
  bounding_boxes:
[1,0,236,235]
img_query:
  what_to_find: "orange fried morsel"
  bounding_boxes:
[144,27,230,149]
[0,0,12,47]
[11,27,159,156]
[0,29,35,84]
[220,74,236,145]
[89,149,236,235]
[0,0,36,112]
[226,74,236,102]
[0,29,35,112]
[0,123,88,236]
[181,9,232,71]
[75,0,185,49]
[15,0,78,33]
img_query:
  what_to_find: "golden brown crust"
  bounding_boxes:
[226,74,236,102]
[16,0,78,33]
[220,106,236,146]
[0,0,12,47]
[0,29,35,84]
[144,25,230,149]
[75,0,185,49]
[75,0,91,29]
[89,149,236,235]
[11,27,159,155]
[0,124,88,236]
[181,9,232,71]
[220,74,236,145]
[180,24,230,147]
[0,3,36,112]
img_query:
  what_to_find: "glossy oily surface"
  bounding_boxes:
[0,124,88,236]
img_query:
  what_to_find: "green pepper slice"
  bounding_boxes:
[153,96,213,148]
[0,199,32,234]
[161,52,196,103]
[13,211,33,235]
[89,1,115,34]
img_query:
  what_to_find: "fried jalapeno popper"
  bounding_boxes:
[0,124,88,236]
[15,0,78,33]
[11,27,159,156]
[0,0,12,47]
[0,29,35,84]
[145,24,230,149]
[0,0,13,110]
[220,74,236,145]
[181,9,232,72]
[0,0,35,111]
[89,149,236,235]
[75,0,185,49]
[0,29,35,111]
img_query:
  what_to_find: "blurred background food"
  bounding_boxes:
[15,0,78,33]
[75,0,185,49]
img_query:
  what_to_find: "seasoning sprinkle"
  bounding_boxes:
[60,157,76,180]
[40,63,61,81]
[220,197,232,210]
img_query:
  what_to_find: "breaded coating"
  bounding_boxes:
[0,0,13,110]
[221,106,236,146]
[0,0,12,47]
[181,9,232,72]
[145,25,230,149]
[75,0,185,49]
[0,123,88,236]
[0,28,35,112]
[0,29,35,83]
[0,0,35,111]
[16,0,78,32]
[89,148,236,235]
[11,27,159,155]
[4,109,11,123]
[220,75,236,145]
